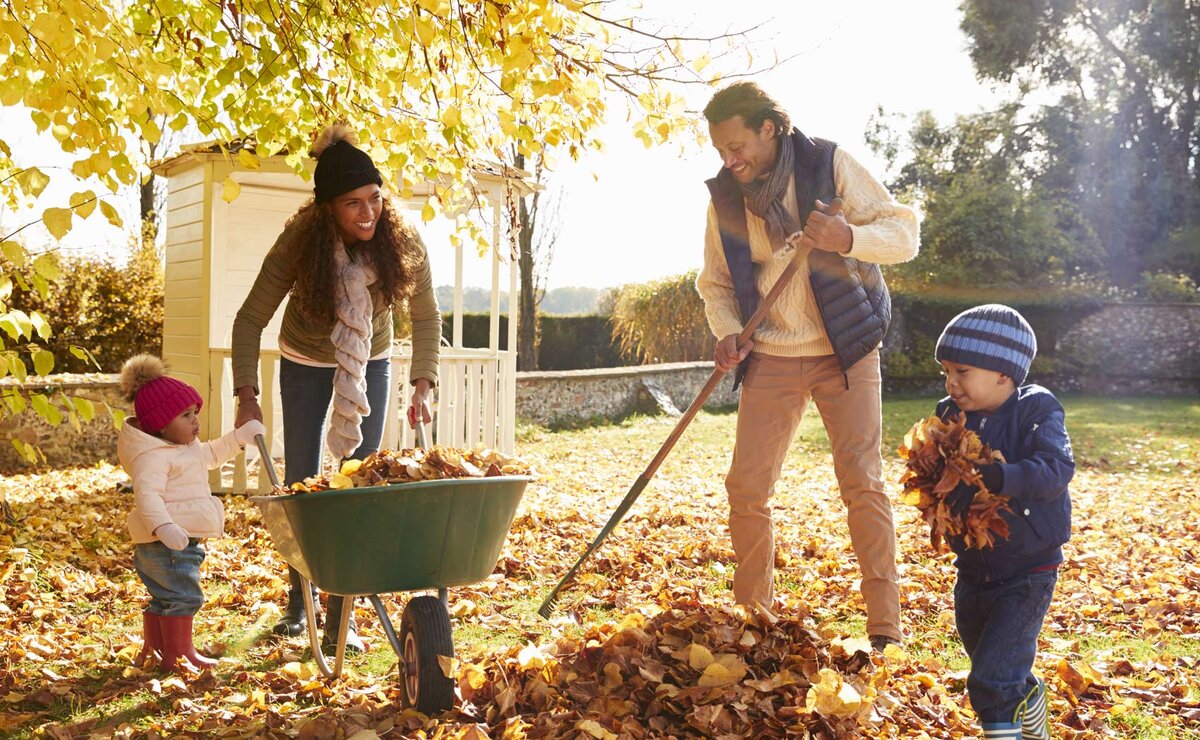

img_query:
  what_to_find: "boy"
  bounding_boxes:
[933,305,1074,740]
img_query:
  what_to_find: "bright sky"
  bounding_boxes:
[1,1,1012,292]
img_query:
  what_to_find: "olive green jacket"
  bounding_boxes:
[231,229,441,393]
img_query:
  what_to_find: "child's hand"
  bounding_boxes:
[155,523,190,551]
[235,419,268,447]
[976,463,1004,494]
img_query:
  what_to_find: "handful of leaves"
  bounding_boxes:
[283,445,533,494]
[898,413,1011,551]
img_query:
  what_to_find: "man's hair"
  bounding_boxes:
[703,81,791,135]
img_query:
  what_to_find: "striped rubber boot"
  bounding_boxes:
[982,723,1021,740]
[1019,677,1051,739]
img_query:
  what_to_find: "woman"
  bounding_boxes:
[232,125,441,651]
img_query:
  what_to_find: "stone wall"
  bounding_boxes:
[3,303,1197,470]
[0,374,130,470]
[515,361,739,427]
[1055,304,1200,393]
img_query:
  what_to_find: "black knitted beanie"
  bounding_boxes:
[312,124,382,202]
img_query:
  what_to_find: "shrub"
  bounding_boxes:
[609,270,715,364]
[12,239,164,373]
[1136,271,1200,303]
[438,313,628,370]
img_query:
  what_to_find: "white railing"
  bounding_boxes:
[207,345,518,493]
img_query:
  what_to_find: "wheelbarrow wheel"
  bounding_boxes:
[398,595,455,714]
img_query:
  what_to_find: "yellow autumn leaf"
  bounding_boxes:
[340,458,363,475]
[459,661,487,690]
[237,149,260,169]
[222,175,241,203]
[42,207,72,240]
[328,473,353,489]
[517,642,548,670]
[687,643,714,671]
[69,190,96,219]
[98,200,122,227]
[575,719,615,739]
[697,661,734,687]
[804,668,864,718]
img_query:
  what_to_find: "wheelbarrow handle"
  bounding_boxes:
[254,434,281,489]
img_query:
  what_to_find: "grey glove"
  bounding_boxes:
[234,419,267,447]
[155,522,190,551]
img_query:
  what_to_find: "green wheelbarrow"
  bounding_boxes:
[250,430,531,714]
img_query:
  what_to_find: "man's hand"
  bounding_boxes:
[234,386,263,428]
[796,198,852,254]
[407,378,434,428]
[714,333,753,373]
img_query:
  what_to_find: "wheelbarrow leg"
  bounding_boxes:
[438,588,448,608]
[368,595,404,656]
[299,574,346,679]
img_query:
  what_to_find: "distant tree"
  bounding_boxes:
[541,287,603,315]
[958,0,1200,282]
[871,106,1105,286]
[511,149,562,371]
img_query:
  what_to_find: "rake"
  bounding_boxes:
[537,198,844,618]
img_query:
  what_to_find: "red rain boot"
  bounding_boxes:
[136,611,163,666]
[159,614,218,673]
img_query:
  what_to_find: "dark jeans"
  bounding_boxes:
[134,540,206,616]
[279,357,392,484]
[954,569,1058,724]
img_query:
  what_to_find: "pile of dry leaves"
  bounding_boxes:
[898,413,1011,550]
[450,602,924,738]
[285,446,533,493]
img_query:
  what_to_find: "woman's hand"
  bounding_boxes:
[234,386,263,428]
[407,378,433,428]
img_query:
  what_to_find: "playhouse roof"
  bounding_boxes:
[152,139,539,197]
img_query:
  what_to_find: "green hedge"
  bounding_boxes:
[441,314,628,371]
[885,291,1107,379]
[445,289,1113,376]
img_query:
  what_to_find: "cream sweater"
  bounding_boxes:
[696,148,919,357]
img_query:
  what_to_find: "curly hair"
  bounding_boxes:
[276,197,425,324]
[703,81,792,135]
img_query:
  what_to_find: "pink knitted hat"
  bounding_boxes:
[119,355,203,434]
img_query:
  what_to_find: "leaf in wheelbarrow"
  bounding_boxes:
[281,445,533,493]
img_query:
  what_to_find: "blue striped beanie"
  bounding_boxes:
[935,304,1037,385]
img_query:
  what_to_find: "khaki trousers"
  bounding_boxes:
[726,349,901,640]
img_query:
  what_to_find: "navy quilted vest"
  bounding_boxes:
[705,129,891,388]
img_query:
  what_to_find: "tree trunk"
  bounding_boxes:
[140,172,157,242]
[514,153,540,371]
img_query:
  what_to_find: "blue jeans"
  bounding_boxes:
[134,540,206,616]
[280,357,392,485]
[955,569,1058,724]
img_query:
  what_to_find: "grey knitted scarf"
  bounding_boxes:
[740,131,801,251]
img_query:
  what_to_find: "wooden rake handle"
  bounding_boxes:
[537,198,843,617]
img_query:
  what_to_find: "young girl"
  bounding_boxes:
[118,354,265,673]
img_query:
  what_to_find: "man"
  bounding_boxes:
[696,81,918,650]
